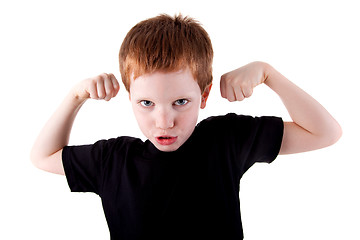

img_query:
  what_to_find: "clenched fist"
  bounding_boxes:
[73,73,120,101]
[220,61,268,102]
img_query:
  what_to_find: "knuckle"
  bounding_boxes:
[98,91,105,99]
[239,81,249,88]
[246,91,253,98]
[91,77,100,86]
[100,72,108,78]
[89,92,98,99]
[113,80,119,89]
[96,73,107,82]
[227,96,235,102]
[220,74,229,82]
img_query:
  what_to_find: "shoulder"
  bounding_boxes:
[193,113,251,140]
[197,113,260,130]
[104,136,144,146]
[196,113,283,138]
[199,113,282,126]
[92,136,144,152]
[64,136,144,157]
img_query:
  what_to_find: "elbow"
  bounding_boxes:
[30,148,65,175]
[322,121,342,147]
[30,148,41,169]
[30,147,47,171]
[330,122,342,145]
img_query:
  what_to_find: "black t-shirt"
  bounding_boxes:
[62,113,283,240]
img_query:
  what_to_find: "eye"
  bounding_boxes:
[140,100,154,107]
[174,99,189,106]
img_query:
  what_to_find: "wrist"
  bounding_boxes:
[67,90,88,109]
[262,63,281,89]
[260,62,273,84]
[69,81,90,103]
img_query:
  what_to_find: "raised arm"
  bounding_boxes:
[220,61,342,155]
[30,73,119,175]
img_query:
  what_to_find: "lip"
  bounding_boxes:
[155,136,178,145]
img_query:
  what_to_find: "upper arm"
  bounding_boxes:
[31,149,65,175]
[279,122,341,155]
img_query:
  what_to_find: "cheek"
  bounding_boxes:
[132,109,152,133]
[177,107,199,130]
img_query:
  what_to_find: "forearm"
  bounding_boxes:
[263,63,342,151]
[31,73,119,174]
[31,92,86,162]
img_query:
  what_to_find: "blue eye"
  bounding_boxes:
[140,100,154,107]
[174,99,188,106]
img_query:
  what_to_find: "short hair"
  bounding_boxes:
[119,14,213,93]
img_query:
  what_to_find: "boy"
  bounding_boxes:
[31,14,341,239]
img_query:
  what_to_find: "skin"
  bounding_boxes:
[220,61,342,154]
[129,68,210,152]
[30,61,342,175]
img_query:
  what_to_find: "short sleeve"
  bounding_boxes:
[200,113,283,177]
[232,114,284,174]
[62,140,109,194]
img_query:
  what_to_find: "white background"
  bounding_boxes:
[1,0,359,239]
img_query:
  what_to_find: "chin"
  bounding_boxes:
[152,141,182,152]
[155,144,180,152]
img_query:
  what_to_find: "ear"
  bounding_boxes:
[200,83,212,109]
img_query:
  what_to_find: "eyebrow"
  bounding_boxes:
[134,96,193,102]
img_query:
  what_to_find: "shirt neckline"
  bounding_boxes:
[142,127,198,161]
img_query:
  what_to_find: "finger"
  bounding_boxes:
[220,75,227,99]
[97,76,106,99]
[226,84,237,102]
[88,79,99,99]
[220,75,236,101]
[109,73,120,97]
[233,86,245,101]
[242,85,253,98]
[104,75,115,101]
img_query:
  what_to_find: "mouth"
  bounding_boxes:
[155,136,178,145]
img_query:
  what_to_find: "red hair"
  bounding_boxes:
[119,14,213,93]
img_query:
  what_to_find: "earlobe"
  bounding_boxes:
[200,83,212,109]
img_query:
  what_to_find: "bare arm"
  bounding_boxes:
[30,73,119,175]
[220,61,342,154]
[263,64,342,154]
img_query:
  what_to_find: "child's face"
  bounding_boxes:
[129,68,208,152]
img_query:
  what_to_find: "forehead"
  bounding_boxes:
[129,68,201,98]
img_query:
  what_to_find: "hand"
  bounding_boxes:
[73,73,120,101]
[220,61,268,102]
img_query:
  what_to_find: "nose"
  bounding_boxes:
[155,107,174,130]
